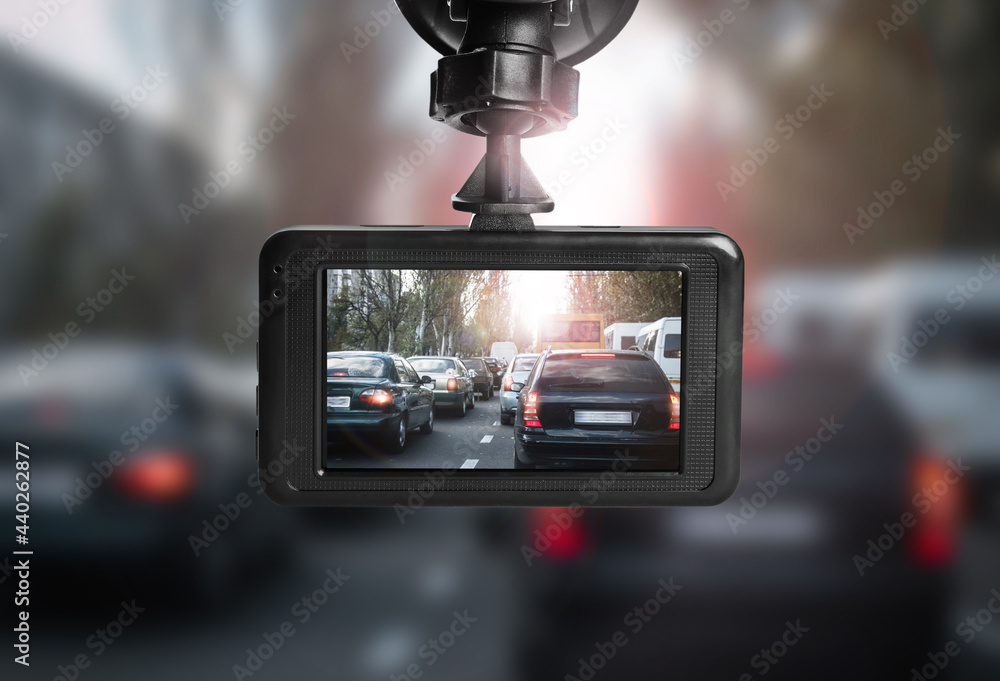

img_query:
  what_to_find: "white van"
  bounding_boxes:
[635,318,682,392]
[604,323,649,350]
[489,342,518,365]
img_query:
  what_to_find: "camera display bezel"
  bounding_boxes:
[258,226,743,507]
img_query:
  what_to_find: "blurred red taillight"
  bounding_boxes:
[581,353,615,358]
[908,454,963,568]
[669,393,680,430]
[530,507,587,560]
[503,375,513,391]
[359,389,392,405]
[446,378,458,391]
[117,451,195,503]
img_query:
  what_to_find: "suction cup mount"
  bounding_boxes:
[397,0,639,230]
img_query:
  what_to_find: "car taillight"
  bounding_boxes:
[359,389,393,405]
[669,393,680,430]
[908,454,963,568]
[529,507,587,561]
[581,353,615,358]
[446,378,458,391]
[503,375,513,391]
[116,451,196,503]
[524,392,541,427]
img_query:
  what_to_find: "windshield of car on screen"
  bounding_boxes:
[410,358,456,374]
[512,356,538,372]
[537,356,668,394]
[327,356,387,378]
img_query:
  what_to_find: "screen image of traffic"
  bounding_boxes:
[323,269,683,470]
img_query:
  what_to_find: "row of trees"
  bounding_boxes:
[326,270,517,357]
[564,271,683,325]
[326,269,682,357]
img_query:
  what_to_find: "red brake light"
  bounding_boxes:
[117,451,195,503]
[446,378,458,391]
[503,375,513,390]
[581,353,615,358]
[908,454,963,568]
[360,389,393,405]
[530,507,587,560]
[669,393,680,430]
[331,372,347,377]
[523,392,541,427]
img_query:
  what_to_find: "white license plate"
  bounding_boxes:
[328,396,351,409]
[574,411,633,426]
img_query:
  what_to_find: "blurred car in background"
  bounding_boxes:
[0,345,284,604]
[499,353,540,425]
[465,357,494,399]
[407,356,476,416]
[482,357,504,389]
[511,350,679,470]
[326,352,435,454]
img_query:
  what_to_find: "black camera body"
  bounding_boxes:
[257,226,743,507]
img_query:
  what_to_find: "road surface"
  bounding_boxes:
[327,392,516,469]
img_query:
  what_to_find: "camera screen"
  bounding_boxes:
[322,269,683,471]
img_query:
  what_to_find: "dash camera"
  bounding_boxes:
[256,226,743,507]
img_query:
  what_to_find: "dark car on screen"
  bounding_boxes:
[512,350,680,470]
[406,356,476,416]
[465,357,494,399]
[482,357,504,389]
[326,352,434,453]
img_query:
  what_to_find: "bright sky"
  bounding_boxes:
[506,271,572,331]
